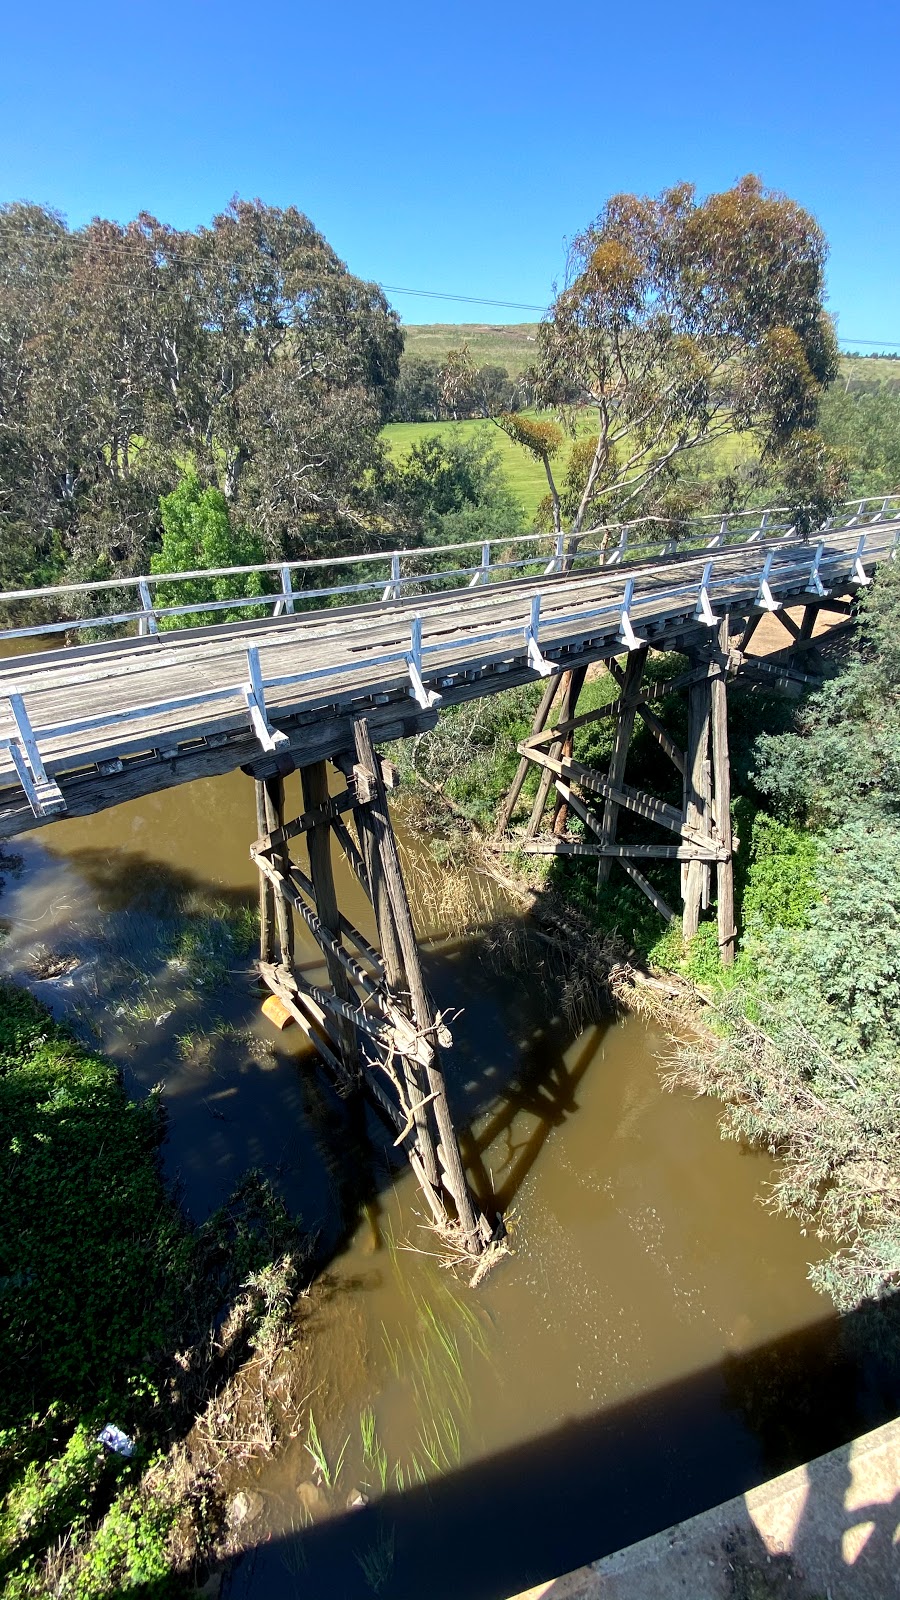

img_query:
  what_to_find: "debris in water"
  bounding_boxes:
[261,993,295,1030]
[97,1425,134,1457]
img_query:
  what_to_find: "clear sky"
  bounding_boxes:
[2,0,897,346]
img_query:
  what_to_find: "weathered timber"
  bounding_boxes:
[620,857,675,923]
[262,775,295,969]
[606,658,686,776]
[711,618,736,964]
[350,780,441,1195]
[254,780,275,965]
[521,666,706,751]
[301,760,358,1071]
[682,651,713,939]
[517,838,726,860]
[353,718,488,1251]
[525,668,585,840]
[595,648,648,882]
[551,667,589,836]
[521,746,690,836]
[494,671,563,833]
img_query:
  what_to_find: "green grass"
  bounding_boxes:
[383,409,759,524]
[383,414,554,521]
[400,322,540,376]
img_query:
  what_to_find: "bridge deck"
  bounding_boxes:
[0,521,894,837]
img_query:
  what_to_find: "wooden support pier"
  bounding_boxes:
[496,598,849,963]
[248,718,494,1256]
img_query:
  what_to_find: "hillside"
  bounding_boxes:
[401,324,900,389]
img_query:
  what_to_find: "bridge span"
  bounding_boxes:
[0,496,896,839]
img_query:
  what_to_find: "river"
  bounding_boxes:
[1,757,898,1600]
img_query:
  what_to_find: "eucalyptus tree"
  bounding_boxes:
[452,178,843,539]
[0,198,403,590]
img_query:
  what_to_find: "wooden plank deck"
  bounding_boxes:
[0,521,894,838]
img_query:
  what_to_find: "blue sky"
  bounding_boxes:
[2,0,898,346]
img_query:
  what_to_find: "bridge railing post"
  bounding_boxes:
[617,578,646,650]
[406,615,441,709]
[756,551,781,612]
[381,553,402,603]
[543,532,566,576]
[468,542,492,587]
[694,561,718,626]
[524,595,555,676]
[137,580,159,637]
[274,564,296,616]
[805,542,827,596]
[852,532,872,586]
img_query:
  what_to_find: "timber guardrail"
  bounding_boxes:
[0,494,896,825]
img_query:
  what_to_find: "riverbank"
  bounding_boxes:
[0,979,312,1598]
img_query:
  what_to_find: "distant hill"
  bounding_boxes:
[400,323,539,377]
[401,324,900,389]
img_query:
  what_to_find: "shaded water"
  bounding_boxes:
[1,756,898,1600]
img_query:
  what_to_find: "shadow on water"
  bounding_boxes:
[222,1296,900,1600]
[0,828,606,1259]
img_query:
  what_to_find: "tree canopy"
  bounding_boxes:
[475,177,844,537]
[0,198,402,588]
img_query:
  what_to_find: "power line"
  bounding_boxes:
[380,285,546,313]
[838,338,900,350]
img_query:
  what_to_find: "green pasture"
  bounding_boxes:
[383,412,758,524]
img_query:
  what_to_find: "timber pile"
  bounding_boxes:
[249,716,494,1257]
[495,597,854,961]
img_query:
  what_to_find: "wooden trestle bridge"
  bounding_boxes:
[1,493,896,1253]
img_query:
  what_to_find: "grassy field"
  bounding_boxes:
[401,323,539,377]
[383,414,556,519]
[401,323,900,388]
[383,411,757,523]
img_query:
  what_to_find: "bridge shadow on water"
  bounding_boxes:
[221,1294,900,1600]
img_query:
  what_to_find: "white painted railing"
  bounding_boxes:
[0,493,897,646]
[1,511,895,818]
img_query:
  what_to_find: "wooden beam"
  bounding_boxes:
[711,619,736,965]
[301,761,359,1071]
[521,665,705,751]
[682,654,712,939]
[552,666,589,836]
[525,667,586,840]
[354,718,487,1252]
[595,648,648,881]
[254,780,275,966]
[521,745,689,836]
[517,838,726,860]
[620,858,675,923]
[262,775,295,969]
[494,671,563,833]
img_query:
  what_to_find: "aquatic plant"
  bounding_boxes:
[355,1523,396,1594]
[304,1410,349,1489]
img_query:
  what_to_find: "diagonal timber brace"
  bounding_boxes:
[248,719,494,1256]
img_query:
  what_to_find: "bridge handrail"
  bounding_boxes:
[0,493,897,646]
[0,520,895,822]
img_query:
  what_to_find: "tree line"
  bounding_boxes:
[2,177,883,608]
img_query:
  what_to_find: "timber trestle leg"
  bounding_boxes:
[495,625,738,965]
[247,721,494,1256]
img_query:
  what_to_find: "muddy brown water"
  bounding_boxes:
[2,733,899,1600]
